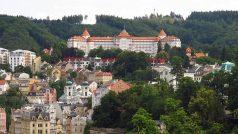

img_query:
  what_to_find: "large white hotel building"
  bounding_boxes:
[67,29,181,57]
[9,49,36,71]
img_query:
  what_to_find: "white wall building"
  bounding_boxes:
[67,29,181,57]
[9,49,36,72]
[0,80,9,95]
[0,47,9,64]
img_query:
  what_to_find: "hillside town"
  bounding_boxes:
[0,27,235,134]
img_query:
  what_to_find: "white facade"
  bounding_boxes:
[67,29,181,57]
[0,48,9,64]
[0,80,9,95]
[153,64,177,89]
[9,49,36,72]
[59,81,95,104]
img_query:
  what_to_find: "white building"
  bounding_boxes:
[0,47,9,64]
[9,49,36,71]
[0,80,9,95]
[153,64,177,89]
[67,29,181,57]
[59,81,95,104]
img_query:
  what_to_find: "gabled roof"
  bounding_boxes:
[0,80,7,85]
[82,28,90,37]
[118,29,130,37]
[159,29,167,36]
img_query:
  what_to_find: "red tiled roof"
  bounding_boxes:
[102,58,116,62]
[108,80,131,93]
[147,58,166,63]
[159,29,167,36]
[160,36,178,41]
[0,80,6,85]
[70,36,86,41]
[82,29,90,37]
[87,37,113,42]
[63,57,83,61]
[118,30,130,37]
[95,72,112,76]
[195,53,206,58]
[186,47,192,53]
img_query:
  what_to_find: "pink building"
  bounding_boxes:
[0,108,6,133]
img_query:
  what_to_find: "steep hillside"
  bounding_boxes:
[0,15,63,52]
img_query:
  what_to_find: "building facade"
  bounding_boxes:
[0,48,9,64]
[67,29,181,57]
[9,49,36,72]
[0,108,6,134]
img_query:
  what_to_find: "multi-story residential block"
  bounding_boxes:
[9,49,36,72]
[0,80,9,95]
[10,106,51,134]
[27,88,57,104]
[0,108,6,134]
[66,116,86,134]
[0,47,9,64]
[67,29,181,57]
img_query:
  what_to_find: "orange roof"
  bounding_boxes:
[159,29,167,36]
[118,29,130,37]
[82,28,90,37]
[95,72,112,76]
[160,36,178,41]
[70,36,86,41]
[108,80,131,93]
[130,37,160,41]
[195,52,206,58]
[0,80,6,85]
[87,37,113,42]
[186,47,192,53]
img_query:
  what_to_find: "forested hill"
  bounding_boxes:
[0,15,63,53]
[1,11,238,58]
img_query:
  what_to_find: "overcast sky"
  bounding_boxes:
[0,0,237,24]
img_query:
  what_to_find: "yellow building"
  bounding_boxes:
[10,108,51,134]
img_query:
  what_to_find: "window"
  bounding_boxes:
[46,123,48,127]
[32,130,35,134]
[32,123,35,127]
[38,124,43,127]
[38,130,43,134]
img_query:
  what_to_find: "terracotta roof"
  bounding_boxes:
[130,37,160,41]
[70,36,86,41]
[195,52,206,58]
[147,58,166,63]
[186,47,192,53]
[0,80,6,85]
[108,80,131,93]
[118,29,130,37]
[87,37,113,42]
[159,29,167,36]
[160,36,179,41]
[95,72,112,76]
[82,29,90,37]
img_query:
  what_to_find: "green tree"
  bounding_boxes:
[14,65,33,77]
[70,71,77,79]
[176,77,201,108]
[196,56,220,65]
[161,107,202,134]
[130,108,159,134]
[113,51,149,77]
[49,79,66,99]
[188,88,225,128]
[156,51,169,61]
[0,64,11,72]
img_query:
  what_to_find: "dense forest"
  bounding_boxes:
[1,11,238,60]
